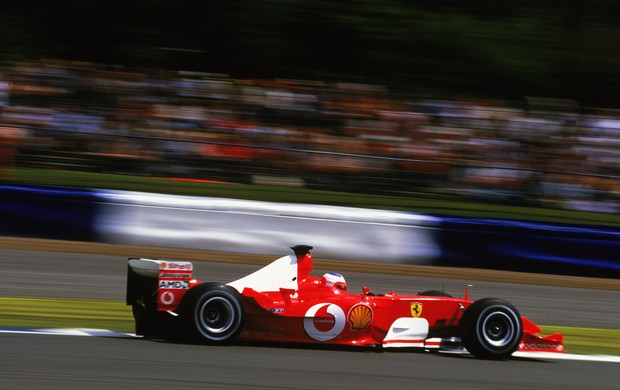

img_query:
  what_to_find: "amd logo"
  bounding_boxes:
[159,280,189,289]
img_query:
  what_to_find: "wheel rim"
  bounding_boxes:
[198,296,235,337]
[480,310,515,348]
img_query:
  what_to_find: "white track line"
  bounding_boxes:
[513,351,620,363]
[0,328,138,338]
[1,328,619,363]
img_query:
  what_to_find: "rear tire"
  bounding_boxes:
[180,283,244,344]
[460,298,522,360]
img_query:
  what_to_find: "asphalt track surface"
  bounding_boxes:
[1,240,619,389]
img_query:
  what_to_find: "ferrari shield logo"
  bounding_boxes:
[410,303,423,318]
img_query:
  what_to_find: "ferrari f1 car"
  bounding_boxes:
[126,245,564,359]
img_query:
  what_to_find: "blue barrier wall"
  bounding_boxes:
[0,185,618,277]
[0,185,99,241]
[438,217,620,277]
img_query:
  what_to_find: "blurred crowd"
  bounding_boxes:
[1,58,619,213]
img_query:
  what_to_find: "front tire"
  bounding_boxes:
[180,283,244,344]
[460,298,522,360]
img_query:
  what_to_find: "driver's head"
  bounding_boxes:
[322,272,347,291]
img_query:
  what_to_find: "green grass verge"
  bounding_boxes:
[0,297,134,333]
[9,168,620,226]
[2,297,618,356]
[541,325,620,357]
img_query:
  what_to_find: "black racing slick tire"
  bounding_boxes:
[180,282,245,344]
[460,298,522,360]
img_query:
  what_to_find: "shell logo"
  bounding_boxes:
[303,303,346,342]
[159,262,192,271]
[348,304,373,330]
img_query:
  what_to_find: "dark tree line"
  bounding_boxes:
[2,0,620,106]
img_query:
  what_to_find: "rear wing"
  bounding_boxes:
[126,258,196,311]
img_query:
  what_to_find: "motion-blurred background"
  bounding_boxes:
[1,1,620,214]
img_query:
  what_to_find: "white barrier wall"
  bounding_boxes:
[95,190,440,263]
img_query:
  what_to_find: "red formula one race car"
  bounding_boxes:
[126,245,564,359]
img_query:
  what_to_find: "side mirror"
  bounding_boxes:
[362,286,371,297]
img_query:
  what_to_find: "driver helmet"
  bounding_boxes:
[322,272,347,291]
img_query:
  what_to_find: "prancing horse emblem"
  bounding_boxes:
[410,302,423,318]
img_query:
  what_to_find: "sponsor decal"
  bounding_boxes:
[267,308,284,313]
[347,304,373,330]
[159,273,191,279]
[303,303,346,342]
[158,280,189,289]
[159,262,192,271]
[519,342,565,352]
[160,291,175,305]
[410,302,423,318]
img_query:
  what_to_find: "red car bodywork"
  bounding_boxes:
[127,245,564,358]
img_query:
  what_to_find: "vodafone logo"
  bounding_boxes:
[303,303,345,341]
[160,291,175,306]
